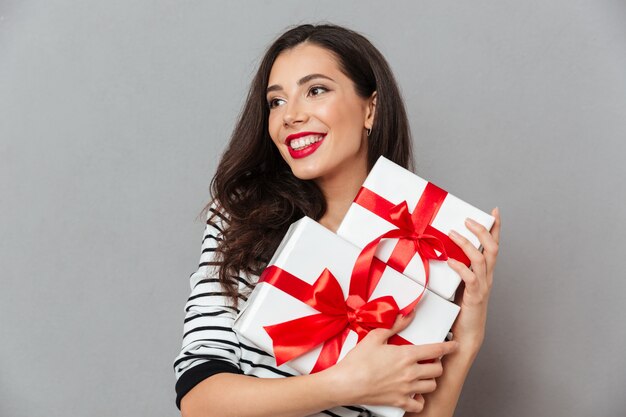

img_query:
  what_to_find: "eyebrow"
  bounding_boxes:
[266,73,336,94]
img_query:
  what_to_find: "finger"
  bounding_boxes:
[491,207,501,244]
[402,394,425,413]
[368,309,416,343]
[387,308,415,336]
[447,257,481,295]
[407,361,443,380]
[449,229,487,280]
[410,341,458,362]
[410,378,438,394]
[465,217,499,270]
[411,360,443,380]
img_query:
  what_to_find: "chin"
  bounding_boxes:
[287,162,327,181]
[290,167,320,181]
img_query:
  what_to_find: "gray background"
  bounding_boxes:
[1,1,625,416]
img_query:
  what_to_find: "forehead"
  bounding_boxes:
[268,43,344,84]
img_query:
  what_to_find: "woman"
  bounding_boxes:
[174,23,500,417]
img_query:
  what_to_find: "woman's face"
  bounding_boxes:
[266,43,375,183]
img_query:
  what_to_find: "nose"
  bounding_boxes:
[282,97,308,127]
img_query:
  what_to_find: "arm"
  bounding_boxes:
[181,369,341,417]
[181,314,459,417]
[407,207,501,417]
[174,210,245,407]
[405,338,478,417]
[176,206,459,417]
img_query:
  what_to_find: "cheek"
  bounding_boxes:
[319,98,362,133]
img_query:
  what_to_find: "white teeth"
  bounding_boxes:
[289,135,324,150]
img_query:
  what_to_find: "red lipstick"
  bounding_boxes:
[285,132,327,159]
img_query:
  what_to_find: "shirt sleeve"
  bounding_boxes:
[173,207,243,409]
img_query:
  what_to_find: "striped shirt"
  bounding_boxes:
[173,206,370,417]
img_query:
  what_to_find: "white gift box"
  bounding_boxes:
[234,216,459,417]
[336,156,496,300]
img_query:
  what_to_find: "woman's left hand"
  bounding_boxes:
[446,207,501,355]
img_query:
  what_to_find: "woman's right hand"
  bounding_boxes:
[326,310,459,413]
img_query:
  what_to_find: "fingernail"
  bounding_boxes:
[447,257,459,266]
[465,218,478,227]
[449,230,461,240]
[494,207,499,216]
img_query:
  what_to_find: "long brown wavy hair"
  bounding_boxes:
[205,23,414,305]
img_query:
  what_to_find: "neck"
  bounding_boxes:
[316,160,368,233]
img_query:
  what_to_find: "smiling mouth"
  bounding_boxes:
[285,132,327,159]
[288,134,326,151]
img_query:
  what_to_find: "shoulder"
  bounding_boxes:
[204,201,230,235]
[200,200,260,289]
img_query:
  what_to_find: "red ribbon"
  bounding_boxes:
[260,229,422,372]
[354,184,471,278]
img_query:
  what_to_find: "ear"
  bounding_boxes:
[364,91,377,130]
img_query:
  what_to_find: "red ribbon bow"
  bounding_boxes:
[354,183,471,279]
[260,230,420,373]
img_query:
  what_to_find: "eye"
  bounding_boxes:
[308,85,328,96]
[268,97,285,109]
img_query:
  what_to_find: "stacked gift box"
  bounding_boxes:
[234,156,495,417]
